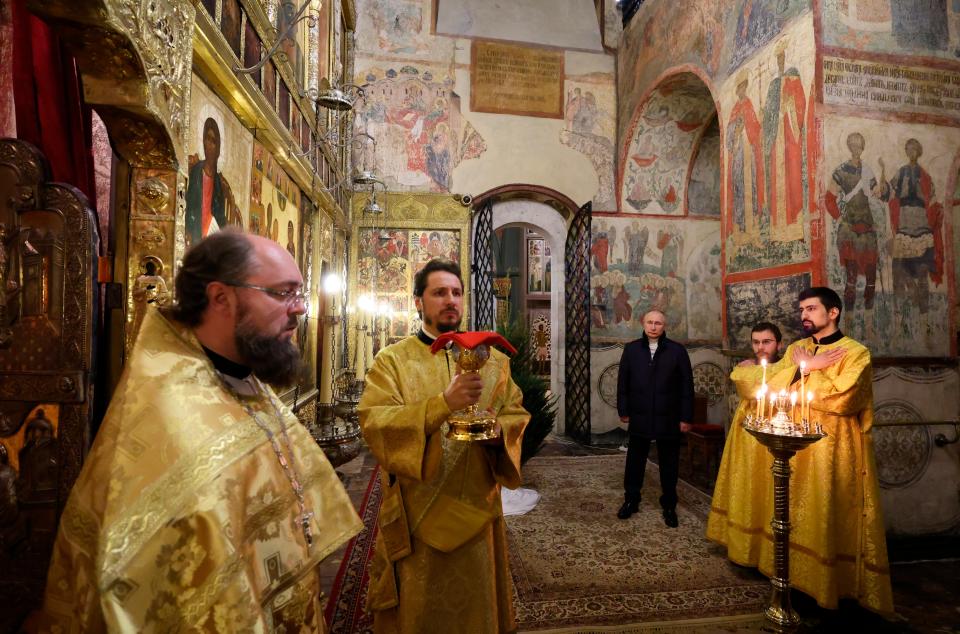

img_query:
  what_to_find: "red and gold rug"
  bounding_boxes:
[325,466,380,634]
[508,455,767,631]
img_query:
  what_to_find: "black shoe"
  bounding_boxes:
[617,501,639,519]
[663,508,679,528]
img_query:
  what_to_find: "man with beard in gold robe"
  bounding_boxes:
[31,230,362,632]
[727,287,893,616]
[358,258,529,633]
[706,322,782,563]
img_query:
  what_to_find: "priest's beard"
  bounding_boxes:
[423,314,461,334]
[801,318,826,337]
[235,307,304,388]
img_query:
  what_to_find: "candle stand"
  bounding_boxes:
[742,398,825,633]
[310,369,364,468]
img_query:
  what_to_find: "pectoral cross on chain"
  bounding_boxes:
[301,511,315,547]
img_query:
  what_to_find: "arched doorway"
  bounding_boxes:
[472,186,579,433]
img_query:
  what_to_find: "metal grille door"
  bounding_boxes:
[472,199,494,331]
[564,201,591,442]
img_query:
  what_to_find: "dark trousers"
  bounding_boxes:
[623,436,681,510]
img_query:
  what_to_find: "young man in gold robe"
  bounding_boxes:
[358,258,529,633]
[706,322,782,563]
[718,287,893,615]
[32,231,362,632]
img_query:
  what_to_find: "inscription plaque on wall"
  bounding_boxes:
[470,40,564,118]
[823,55,960,118]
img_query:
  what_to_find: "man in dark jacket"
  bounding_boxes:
[616,309,694,527]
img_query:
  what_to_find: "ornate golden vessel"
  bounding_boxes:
[429,331,516,442]
[446,344,498,441]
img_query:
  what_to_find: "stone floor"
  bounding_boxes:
[320,435,960,633]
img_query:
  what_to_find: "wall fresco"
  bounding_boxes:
[823,0,960,60]
[603,0,623,49]
[688,117,722,216]
[590,216,721,344]
[950,148,960,342]
[562,76,617,211]
[823,117,954,355]
[686,230,723,341]
[332,0,344,82]
[187,73,253,249]
[616,0,809,145]
[617,0,724,139]
[355,0,454,62]
[725,273,811,350]
[354,63,487,192]
[352,0,614,208]
[725,0,810,72]
[621,75,716,215]
[720,18,814,273]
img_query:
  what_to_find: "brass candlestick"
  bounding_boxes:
[446,343,498,441]
[743,415,825,633]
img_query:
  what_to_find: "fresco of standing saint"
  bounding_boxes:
[887,138,944,344]
[725,76,765,247]
[824,132,890,337]
[762,41,806,243]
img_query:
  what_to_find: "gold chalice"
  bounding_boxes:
[430,331,517,442]
[446,343,498,441]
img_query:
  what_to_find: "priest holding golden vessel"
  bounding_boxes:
[358,258,530,633]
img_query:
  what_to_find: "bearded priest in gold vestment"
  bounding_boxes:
[31,232,362,632]
[718,287,893,616]
[358,259,529,634]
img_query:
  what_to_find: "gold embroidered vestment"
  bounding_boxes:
[706,363,773,565]
[708,336,892,615]
[358,335,529,633]
[33,308,362,632]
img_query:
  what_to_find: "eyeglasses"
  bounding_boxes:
[224,282,308,305]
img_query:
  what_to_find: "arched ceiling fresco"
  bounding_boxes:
[620,74,716,216]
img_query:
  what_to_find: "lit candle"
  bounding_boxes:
[799,360,807,405]
[806,390,814,422]
[790,391,798,425]
[761,358,768,386]
[770,391,777,417]
[759,385,767,418]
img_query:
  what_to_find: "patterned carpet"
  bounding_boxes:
[508,455,768,631]
[325,467,380,634]
[324,455,768,632]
